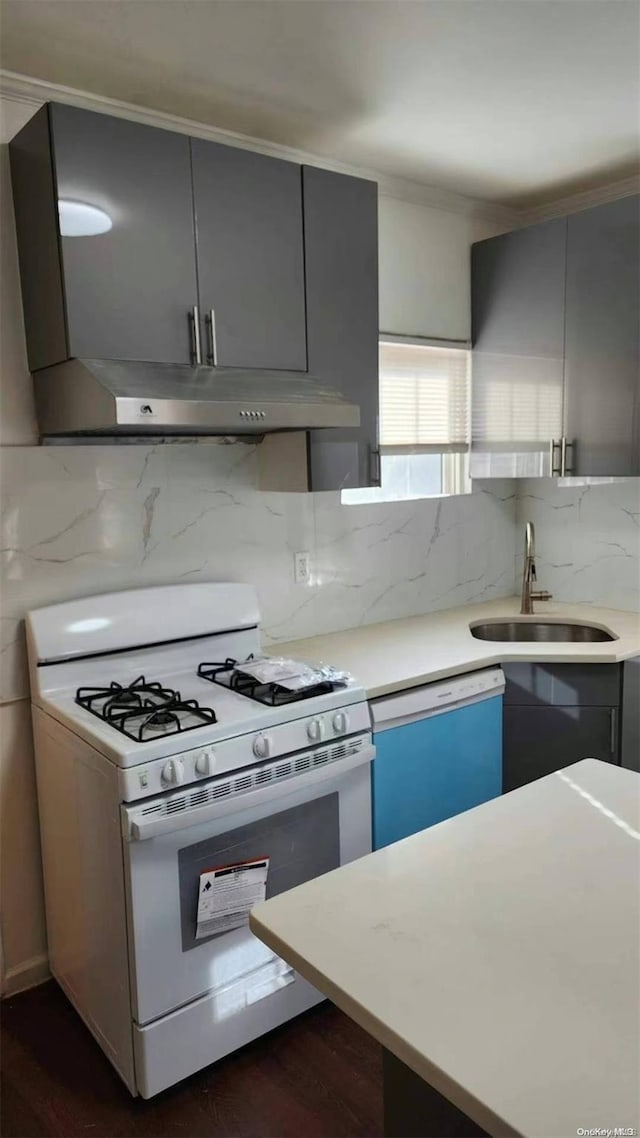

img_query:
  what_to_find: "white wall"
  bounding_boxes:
[0,700,47,994]
[378,194,504,339]
[0,92,518,994]
[0,99,47,993]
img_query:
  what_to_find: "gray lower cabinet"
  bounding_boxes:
[191,141,306,371]
[10,103,199,369]
[502,662,621,793]
[303,166,379,490]
[621,658,640,771]
[504,706,619,792]
[564,195,640,476]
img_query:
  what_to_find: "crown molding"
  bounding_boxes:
[0,69,519,226]
[2,69,635,230]
[521,174,640,225]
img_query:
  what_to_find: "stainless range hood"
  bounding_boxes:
[33,358,360,438]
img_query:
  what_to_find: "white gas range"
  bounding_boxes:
[27,583,374,1097]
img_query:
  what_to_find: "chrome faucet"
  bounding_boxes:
[521,522,553,614]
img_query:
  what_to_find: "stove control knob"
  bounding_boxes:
[307,717,324,742]
[162,758,184,786]
[253,733,271,759]
[332,711,349,735]
[195,750,215,777]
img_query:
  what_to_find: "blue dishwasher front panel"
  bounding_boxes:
[372,695,502,849]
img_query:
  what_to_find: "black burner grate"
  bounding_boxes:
[197,658,341,707]
[76,675,217,742]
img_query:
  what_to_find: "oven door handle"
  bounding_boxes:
[124,744,375,842]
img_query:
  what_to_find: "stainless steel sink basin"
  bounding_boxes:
[469,621,616,643]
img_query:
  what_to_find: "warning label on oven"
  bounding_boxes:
[196,857,270,939]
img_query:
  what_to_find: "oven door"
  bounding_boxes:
[122,739,373,1027]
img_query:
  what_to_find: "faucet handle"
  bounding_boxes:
[530,590,553,602]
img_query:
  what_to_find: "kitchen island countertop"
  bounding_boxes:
[272,597,640,698]
[251,759,640,1137]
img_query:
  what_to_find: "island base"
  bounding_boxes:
[382,1048,490,1138]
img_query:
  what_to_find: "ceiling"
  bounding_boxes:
[1,0,638,207]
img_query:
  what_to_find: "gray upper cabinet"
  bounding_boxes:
[564,196,640,476]
[8,105,68,371]
[472,219,567,357]
[471,195,640,479]
[11,102,376,466]
[303,167,379,490]
[471,219,567,478]
[191,141,307,371]
[10,104,198,369]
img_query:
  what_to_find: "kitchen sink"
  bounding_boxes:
[469,620,616,643]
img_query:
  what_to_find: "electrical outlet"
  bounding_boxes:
[294,551,310,585]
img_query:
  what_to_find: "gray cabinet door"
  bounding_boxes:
[502,661,621,707]
[9,105,68,371]
[503,705,619,793]
[471,219,566,477]
[191,141,306,371]
[50,104,198,365]
[621,658,640,771]
[303,167,379,490]
[564,195,640,476]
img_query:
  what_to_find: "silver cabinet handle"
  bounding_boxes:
[610,707,618,755]
[189,305,202,365]
[369,446,381,486]
[562,438,575,475]
[206,309,218,366]
[550,439,562,476]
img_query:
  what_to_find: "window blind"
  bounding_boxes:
[379,341,470,453]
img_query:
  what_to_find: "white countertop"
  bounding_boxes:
[274,598,640,698]
[251,759,640,1138]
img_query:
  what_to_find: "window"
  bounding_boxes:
[342,338,471,504]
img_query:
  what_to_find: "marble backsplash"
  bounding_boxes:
[0,442,517,702]
[516,479,640,613]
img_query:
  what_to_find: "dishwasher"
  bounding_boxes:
[370,667,505,849]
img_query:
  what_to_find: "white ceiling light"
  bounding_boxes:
[58,199,112,237]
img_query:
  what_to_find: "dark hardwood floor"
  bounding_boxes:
[1,982,383,1138]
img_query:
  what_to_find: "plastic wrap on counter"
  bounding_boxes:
[234,656,351,692]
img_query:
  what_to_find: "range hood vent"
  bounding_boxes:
[33,358,360,438]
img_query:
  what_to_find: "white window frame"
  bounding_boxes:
[342,335,472,506]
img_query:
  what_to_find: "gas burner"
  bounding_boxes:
[197,658,340,707]
[76,676,217,742]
